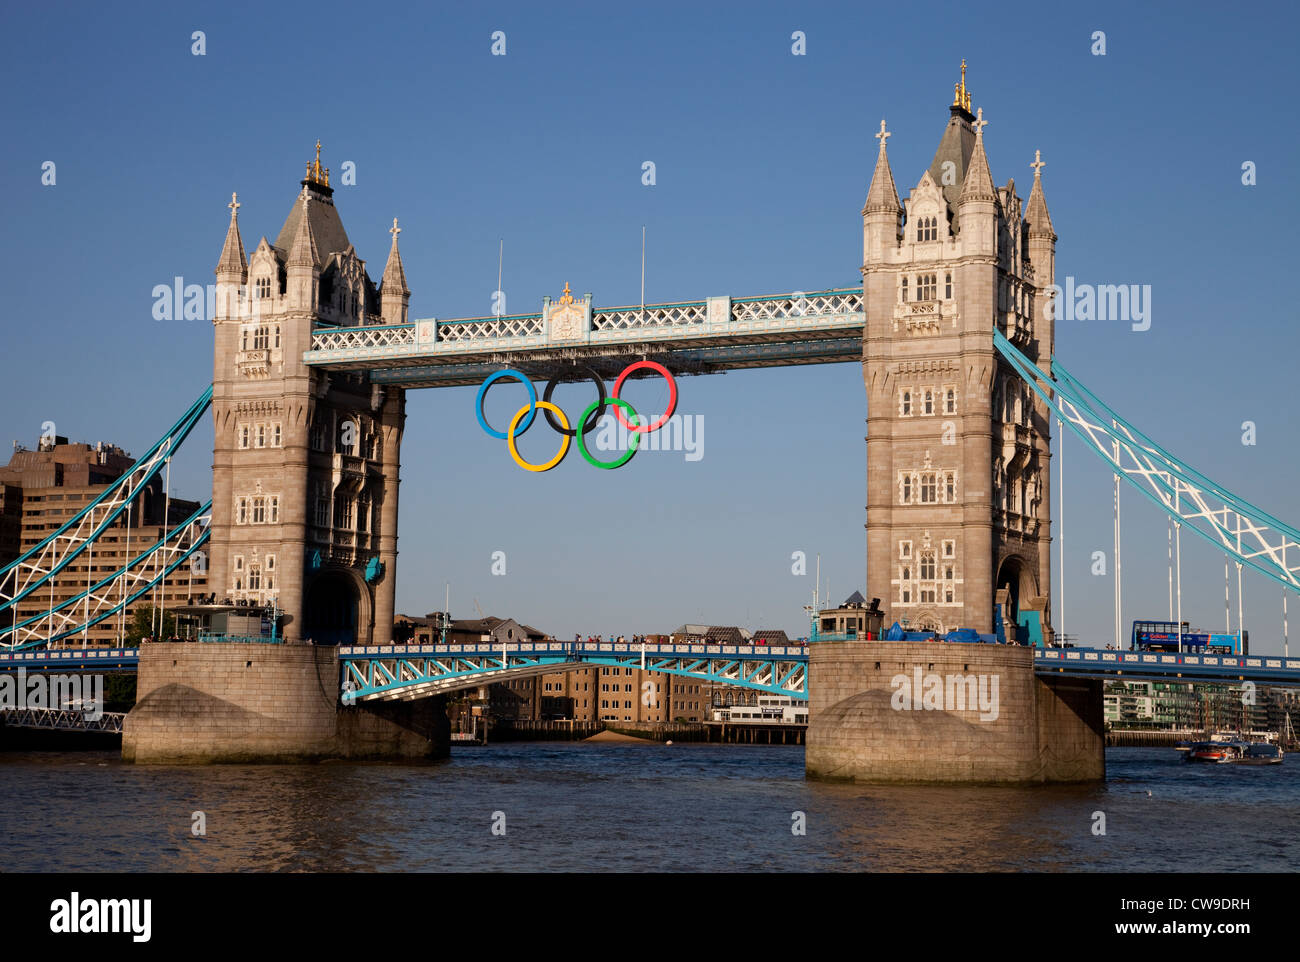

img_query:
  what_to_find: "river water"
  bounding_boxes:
[1,745,1296,872]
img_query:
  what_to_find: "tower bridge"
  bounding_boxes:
[3,70,1297,779]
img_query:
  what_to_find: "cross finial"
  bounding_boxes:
[390,217,401,241]
[1030,149,1045,176]
[875,118,890,148]
[973,107,988,137]
[228,191,240,217]
[559,282,574,305]
[315,140,322,165]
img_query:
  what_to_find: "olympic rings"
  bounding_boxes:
[611,360,677,432]
[576,398,640,469]
[543,366,607,437]
[507,401,571,472]
[477,362,679,471]
[476,369,537,439]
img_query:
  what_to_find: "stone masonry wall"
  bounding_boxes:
[806,641,1103,783]
[122,642,447,764]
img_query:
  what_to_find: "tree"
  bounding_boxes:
[125,605,176,645]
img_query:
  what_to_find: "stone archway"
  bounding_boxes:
[994,555,1040,644]
[303,566,371,645]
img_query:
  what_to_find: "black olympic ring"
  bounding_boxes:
[542,365,608,437]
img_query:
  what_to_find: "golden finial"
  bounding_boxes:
[952,59,971,112]
[558,282,575,306]
[306,140,330,187]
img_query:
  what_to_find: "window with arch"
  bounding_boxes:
[255,424,266,448]
[902,567,911,582]
[917,274,937,301]
[945,588,954,603]
[253,326,269,350]
[943,540,955,558]
[900,541,912,559]
[945,566,954,581]
[256,277,271,300]
[920,554,936,580]
[945,273,952,299]
[248,566,261,591]
[902,391,912,416]
[272,423,282,447]
[273,325,281,349]
[920,473,937,503]
[945,388,956,414]
[239,425,249,449]
[923,390,934,415]
[902,475,912,503]
[917,216,937,242]
[901,277,908,303]
[945,473,956,502]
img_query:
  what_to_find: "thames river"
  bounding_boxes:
[1,745,1295,872]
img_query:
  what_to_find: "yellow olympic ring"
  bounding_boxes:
[507,401,570,472]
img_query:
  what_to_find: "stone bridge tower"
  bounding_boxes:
[862,68,1057,642]
[209,145,408,645]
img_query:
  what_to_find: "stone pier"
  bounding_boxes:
[806,641,1104,783]
[122,643,448,764]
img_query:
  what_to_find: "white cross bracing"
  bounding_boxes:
[994,329,1300,591]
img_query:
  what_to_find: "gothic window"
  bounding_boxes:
[256,277,271,300]
[315,490,330,527]
[945,589,954,603]
[902,475,912,503]
[252,497,266,524]
[917,274,937,300]
[310,420,328,452]
[920,473,937,503]
[253,326,269,350]
[334,497,354,529]
[267,555,275,571]
[917,217,937,242]
[239,425,249,449]
[236,497,248,525]
[945,388,956,414]
[921,555,936,580]
[241,329,249,351]
[248,566,261,591]
[273,423,282,447]
[902,589,911,604]
[255,424,265,448]
[945,273,952,299]
[357,494,369,533]
[901,277,908,303]
[270,496,279,523]
[234,555,243,571]
[901,391,912,416]
[946,473,955,502]
[942,540,955,558]
[274,325,281,349]
[923,390,933,415]
[921,589,936,604]
[902,567,911,582]
[945,566,954,580]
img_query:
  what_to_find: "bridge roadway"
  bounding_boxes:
[5,643,1300,698]
[302,288,866,387]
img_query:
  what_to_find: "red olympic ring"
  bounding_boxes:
[610,361,677,433]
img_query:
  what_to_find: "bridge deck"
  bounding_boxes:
[303,288,865,387]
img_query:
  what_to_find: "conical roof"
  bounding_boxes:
[215,192,247,275]
[381,218,409,295]
[287,192,321,269]
[862,121,901,214]
[1025,152,1055,239]
[958,110,996,205]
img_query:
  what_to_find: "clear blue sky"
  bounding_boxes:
[2,1,1297,649]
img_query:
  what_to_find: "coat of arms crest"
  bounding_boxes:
[549,282,583,341]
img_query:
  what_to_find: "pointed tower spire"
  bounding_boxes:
[958,108,996,205]
[381,218,409,294]
[863,119,901,214]
[380,217,411,325]
[216,192,248,275]
[1024,149,1056,240]
[287,190,321,269]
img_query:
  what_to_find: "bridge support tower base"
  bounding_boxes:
[122,643,448,764]
[806,642,1103,784]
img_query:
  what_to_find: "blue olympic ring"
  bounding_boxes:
[475,369,538,440]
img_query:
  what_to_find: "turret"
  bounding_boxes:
[286,190,321,312]
[956,108,997,258]
[380,218,410,325]
[214,192,247,321]
[1024,150,1057,354]
[862,119,902,264]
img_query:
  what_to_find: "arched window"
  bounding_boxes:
[902,476,912,503]
[901,277,908,303]
[945,389,956,414]
[923,390,933,415]
[902,567,911,581]
[920,555,936,580]
[902,391,912,416]
[945,273,952,299]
